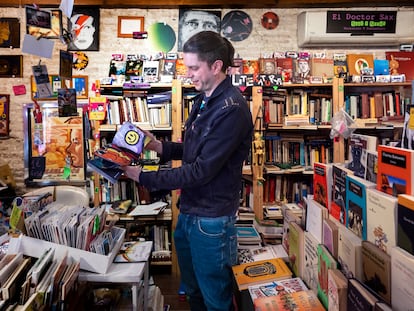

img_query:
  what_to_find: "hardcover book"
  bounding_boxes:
[232,257,292,291]
[288,221,304,278]
[248,277,308,301]
[323,217,339,259]
[331,164,352,225]
[303,231,319,293]
[328,268,348,311]
[337,224,363,280]
[347,278,380,311]
[345,174,376,240]
[366,188,397,255]
[346,53,374,76]
[347,133,378,179]
[397,194,414,255]
[253,290,325,311]
[313,162,332,209]
[391,246,414,311]
[310,57,334,80]
[385,51,414,81]
[317,243,338,309]
[361,240,391,304]
[377,145,414,196]
[306,198,328,244]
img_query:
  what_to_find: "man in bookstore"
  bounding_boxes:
[123,31,253,310]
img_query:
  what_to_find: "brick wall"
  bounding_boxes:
[0,7,400,192]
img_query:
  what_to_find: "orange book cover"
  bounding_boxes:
[243,59,260,75]
[232,257,292,291]
[377,145,414,196]
[346,54,374,76]
[253,290,325,311]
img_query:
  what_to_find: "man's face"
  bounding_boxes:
[180,11,218,46]
[183,52,216,96]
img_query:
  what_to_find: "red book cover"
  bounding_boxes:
[377,145,414,196]
[385,51,414,81]
[268,177,276,203]
[313,162,332,209]
[276,57,293,83]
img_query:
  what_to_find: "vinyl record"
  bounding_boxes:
[72,52,89,70]
[221,10,252,42]
[261,11,279,30]
[148,22,176,53]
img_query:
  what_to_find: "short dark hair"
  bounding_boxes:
[183,31,234,73]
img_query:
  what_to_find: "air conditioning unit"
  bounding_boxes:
[297,10,414,47]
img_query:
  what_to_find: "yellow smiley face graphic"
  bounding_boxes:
[125,130,139,145]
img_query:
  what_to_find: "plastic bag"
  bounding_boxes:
[329,108,356,139]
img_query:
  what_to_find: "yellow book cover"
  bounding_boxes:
[232,257,292,291]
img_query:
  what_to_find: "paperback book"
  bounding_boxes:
[253,290,325,311]
[247,277,308,301]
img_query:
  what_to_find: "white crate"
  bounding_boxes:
[7,227,125,274]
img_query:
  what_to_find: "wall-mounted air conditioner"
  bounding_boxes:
[297,10,414,47]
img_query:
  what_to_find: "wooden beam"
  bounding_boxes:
[1,0,412,8]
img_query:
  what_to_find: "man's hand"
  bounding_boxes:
[142,128,163,154]
[122,165,142,182]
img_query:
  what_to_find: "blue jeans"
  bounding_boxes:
[174,213,237,311]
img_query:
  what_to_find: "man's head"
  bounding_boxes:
[183,31,234,97]
[178,10,220,51]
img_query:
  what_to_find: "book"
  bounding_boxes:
[331,164,352,225]
[109,199,132,214]
[113,240,153,263]
[401,103,414,150]
[238,245,288,264]
[317,243,338,309]
[364,150,378,184]
[347,133,378,179]
[347,278,381,311]
[248,277,308,301]
[87,157,124,184]
[305,198,328,244]
[345,174,376,240]
[288,221,304,278]
[127,201,168,217]
[282,208,302,255]
[337,223,363,280]
[366,188,397,255]
[385,51,414,81]
[328,268,348,311]
[303,231,319,293]
[377,145,414,196]
[391,246,414,311]
[276,57,294,83]
[361,240,391,304]
[253,290,325,311]
[232,257,293,291]
[322,217,338,259]
[313,162,332,209]
[346,53,374,76]
[333,53,348,78]
[397,194,414,255]
[142,60,160,83]
[310,57,334,80]
[236,225,262,245]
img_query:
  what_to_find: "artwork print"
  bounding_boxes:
[68,7,100,51]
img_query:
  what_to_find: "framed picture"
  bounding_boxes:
[59,50,73,80]
[72,75,88,99]
[25,6,51,29]
[0,18,20,48]
[23,102,86,186]
[0,55,23,78]
[0,95,10,138]
[68,7,100,51]
[27,9,62,39]
[117,16,144,38]
[30,74,71,101]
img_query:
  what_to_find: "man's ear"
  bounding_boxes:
[212,59,224,74]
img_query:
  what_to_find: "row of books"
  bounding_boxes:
[0,248,80,310]
[264,134,333,168]
[234,193,414,310]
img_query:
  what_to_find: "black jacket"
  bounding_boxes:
[139,76,253,217]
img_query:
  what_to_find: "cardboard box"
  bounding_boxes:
[7,227,125,274]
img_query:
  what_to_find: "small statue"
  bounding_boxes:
[253,132,265,181]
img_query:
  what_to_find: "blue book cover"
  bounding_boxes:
[346,175,375,240]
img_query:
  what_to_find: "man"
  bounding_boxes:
[70,14,96,50]
[123,31,253,310]
[178,10,220,51]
